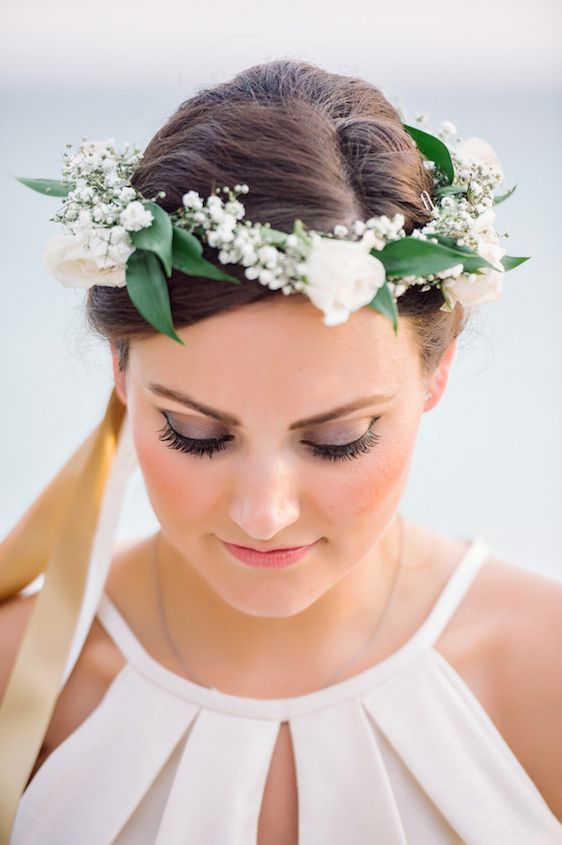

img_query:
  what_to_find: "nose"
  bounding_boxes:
[228,454,301,543]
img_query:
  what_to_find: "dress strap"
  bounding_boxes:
[416,538,490,650]
[96,592,151,668]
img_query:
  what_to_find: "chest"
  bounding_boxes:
[24,626,557,840]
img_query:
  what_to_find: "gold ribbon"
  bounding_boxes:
[0,387,126,844]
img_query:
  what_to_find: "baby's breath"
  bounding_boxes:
[171,185,407,295]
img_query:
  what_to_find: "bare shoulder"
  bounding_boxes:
[475,554,562,681]
[471,554,562,821]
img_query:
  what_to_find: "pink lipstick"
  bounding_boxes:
[221,540,317,569]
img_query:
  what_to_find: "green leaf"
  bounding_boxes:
[130,202,173,277]
[373,237,495,277]
[501,254,530,271]
[14,176,73,197]
[494,184,517,205]
[433,185,468,200]
[172,227,240,283]
[368,282,399,334]
[403,124,455,185]
[173,226,203,257]
[261,226,290,247]
[428,233,476,255]
[292,218,313,248]
[439,283,455,312]
[125,249,185,345]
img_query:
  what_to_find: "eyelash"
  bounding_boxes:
[157,414,381,463]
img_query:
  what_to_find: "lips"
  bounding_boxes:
[220,539,318,569]
[227,542,310,553]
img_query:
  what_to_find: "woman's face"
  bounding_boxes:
[113,296,454,618]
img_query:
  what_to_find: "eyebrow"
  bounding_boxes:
[147,382,394,430]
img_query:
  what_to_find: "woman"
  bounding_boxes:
[1,59,561,844]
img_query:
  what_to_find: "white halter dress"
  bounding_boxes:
[10,538,562,844]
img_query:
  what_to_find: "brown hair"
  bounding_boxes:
[86,59,466,374]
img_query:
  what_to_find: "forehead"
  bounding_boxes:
[128,296,422,402]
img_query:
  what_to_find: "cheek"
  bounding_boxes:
[323,420,417,536]
[131,412,214,530]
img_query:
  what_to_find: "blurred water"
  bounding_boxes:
[1,82,561,577]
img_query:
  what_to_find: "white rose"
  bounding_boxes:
[470,208,496,233]
[455,136,504,179]
[442,268,503,309]
[42,232,132,288]
[469,210,506,273]
[88,230,116,268]
[119,200,154,232]
[299,234,386,326]
[441,206,506,308]
[475,230,506,272]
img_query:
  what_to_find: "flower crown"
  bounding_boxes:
[15,115,529,345]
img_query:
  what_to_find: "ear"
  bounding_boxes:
[110,343,128,406]
[423,339,457,412]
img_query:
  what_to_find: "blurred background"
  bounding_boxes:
[1,0,560,577]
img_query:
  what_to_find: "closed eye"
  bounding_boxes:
[157,413,381,463]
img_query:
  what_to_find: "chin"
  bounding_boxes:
[209,568,327,619]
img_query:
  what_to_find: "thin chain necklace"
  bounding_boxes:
[152,514,405,693]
